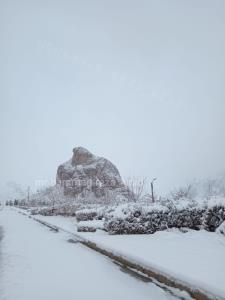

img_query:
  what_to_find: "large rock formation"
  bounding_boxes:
[56,147,129,203]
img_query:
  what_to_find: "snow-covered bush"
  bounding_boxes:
[77,226,96,232]
[216,221,225,235]
[76,207,104,221]
[31,203,81,216]
[75,205,115,222]
[167,208,205,229]
[104,199,225,235]
[104,201,205,234]
[31,207,53,216]
[203,205,225,232]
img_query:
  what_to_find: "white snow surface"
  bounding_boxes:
[34,212,225,299]
[84,230,225,298]
[36,214,77,231]
[0,208,178,300]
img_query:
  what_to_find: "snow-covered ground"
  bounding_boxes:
[32,213,225,299]
[36,214,104,231]
[36,214,77,232]
[0,208,180,300]
[84,229,225,298]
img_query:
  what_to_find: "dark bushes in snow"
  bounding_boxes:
[76,210,101,222]
[167,208,205,230]
[77,226,96,232]
[203,205,225,232]
[30,204,81,216]
[104,200,225,234]
[104,207,205,234]
[75,206,114,222]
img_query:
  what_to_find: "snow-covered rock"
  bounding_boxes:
[56,147,129,203]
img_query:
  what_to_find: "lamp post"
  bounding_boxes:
[151,178,157,203]
[27,186,30,203]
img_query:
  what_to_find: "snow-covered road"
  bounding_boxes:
[0,208,179,300]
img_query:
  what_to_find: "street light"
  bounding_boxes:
[27,186,30,203]
[151,178,157,203]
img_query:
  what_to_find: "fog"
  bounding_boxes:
[1,0,225,198]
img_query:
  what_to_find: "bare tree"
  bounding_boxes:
[46,185,64,213]
[170,184,194,201]
[125,178,147,202]
[103,189,113,205]
[203,179,217,200]
[151,178,157,203]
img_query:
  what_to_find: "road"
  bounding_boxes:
[0,208,181,300]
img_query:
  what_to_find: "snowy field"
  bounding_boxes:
[33,213,225,299]
[0,208,181,300]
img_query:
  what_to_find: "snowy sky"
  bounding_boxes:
[1,0,225,197]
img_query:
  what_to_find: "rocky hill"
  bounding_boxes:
[56,147,129,203]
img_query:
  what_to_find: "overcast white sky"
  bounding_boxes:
[1,0,225,198]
